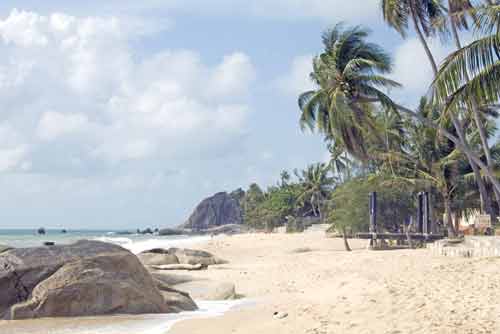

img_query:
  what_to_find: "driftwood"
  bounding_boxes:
[151,263,205,271]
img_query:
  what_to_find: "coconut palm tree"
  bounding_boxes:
[295,163,336,220]
[298,24,402,160]
[433,0,500,212]
[381,0,498,216]
[381,0,444,73]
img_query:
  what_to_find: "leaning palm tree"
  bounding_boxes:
[432,0,500,212]
[432,3,500,128]
[381,0,499,214]
[299,24,402,161]
[381,0,444,73]
[295,163,336,221]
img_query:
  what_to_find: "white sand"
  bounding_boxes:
[169,231,500,334]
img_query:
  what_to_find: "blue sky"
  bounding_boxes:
[0,1,448,229]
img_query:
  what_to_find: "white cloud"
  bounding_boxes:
[0,9,255,171]
[391,37,452,103]
[24,0,379,22]
[246,0,379,21]
[0,146,29,172]
[276,55,315,96]
[208,52,256,98]
[0,9,49,47]
[37,111,89,141]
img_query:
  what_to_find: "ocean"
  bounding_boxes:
[0,229,211,254]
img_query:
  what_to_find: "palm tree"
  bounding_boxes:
[405,98,464,235]
[434,0,500,213]
[381,0,444,73]
[295,163,336,220]
[299,24,402,161]
[381,0,498,215]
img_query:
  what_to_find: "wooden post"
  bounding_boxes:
[369,192,377,232]
[417,192,424,234]
[369,192,377,248]
[427,192,436,234]
[423,192,429,235]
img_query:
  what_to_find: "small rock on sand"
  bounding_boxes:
[273,311,288,319]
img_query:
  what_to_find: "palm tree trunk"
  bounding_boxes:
[443,194,456,236]
[410,5,439,74]
[391,102,500,194]
[450,18,500,214]
[341,226,352,251]
[317,200,323,222]
[410,10,496,215]
[470,94,500,214]
[450,114,493,217]
[311,196,318,217]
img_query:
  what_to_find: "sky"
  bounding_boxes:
[0,1,453,229]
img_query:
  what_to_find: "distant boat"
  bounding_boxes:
[37,228,46,235]
[61,229,67,234]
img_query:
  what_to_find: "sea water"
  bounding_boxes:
[0,229,211,254]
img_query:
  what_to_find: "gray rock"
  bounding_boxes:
[139,248,227,267]
[180,192,243,231]
[137,249,180,266]
[154,278,197,312]
[171,248,226,266]
[174,280,236,300]
[0,240,197,320]
[158,228,187,236]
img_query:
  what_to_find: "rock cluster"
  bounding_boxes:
[0,240,197,320]
[138,248,227,267]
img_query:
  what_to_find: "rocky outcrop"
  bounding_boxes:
[180,192,243,231]
[159,224,248,236]
[158,228,187,236]
[0,240,197,320]
[138,248,227,267]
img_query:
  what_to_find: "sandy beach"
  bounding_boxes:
[169,231,500,334]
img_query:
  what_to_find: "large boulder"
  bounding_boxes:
[0,240,197,320]
[180,192,243,231]
[138,249,180,266]
[138,248,226,267]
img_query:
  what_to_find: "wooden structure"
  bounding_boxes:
[358,192,444,248]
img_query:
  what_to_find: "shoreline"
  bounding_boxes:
[0,300,250,334]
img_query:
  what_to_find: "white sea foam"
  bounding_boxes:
[92,236,212,254]
[0,299,252,334]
